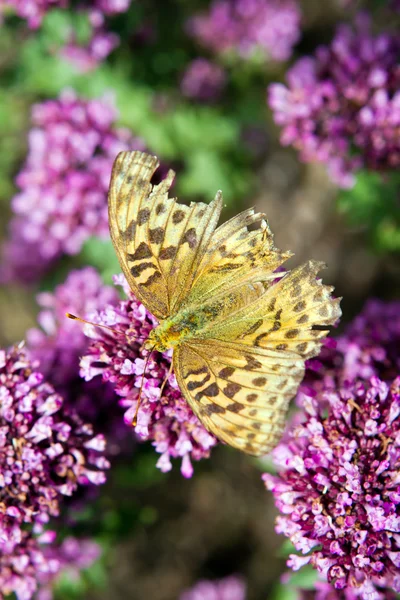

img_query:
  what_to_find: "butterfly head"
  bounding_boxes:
[144,318,194,353]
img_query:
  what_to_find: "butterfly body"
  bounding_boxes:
[146,298,232,352]
[108,150,342,456]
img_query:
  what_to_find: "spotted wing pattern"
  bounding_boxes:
[109,151,341,456]
[182,209,292,310]
[108,151,222,319]
[173,261,341,455]
[204,260,341,359]
[174,340,304,455]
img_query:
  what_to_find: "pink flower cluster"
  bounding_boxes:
[26,267,133,455]
[0,0,65,28]
[0,344,107,599]
[0,0,132,68]
[0,533,101,600]
[269,14,400,187]
[181,58,227,102]
[187,0,301,62]
[2,91,144,283]
[80,274,217,477]
[296,580,397,600]
[180,576,246,600]
[60,10,120,73]
[264,300,400,599]
[0,0,131,28]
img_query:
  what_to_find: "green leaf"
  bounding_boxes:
[79,238,121,284]
[338,171,400,253]
[269,567,318,600]
[269,584,300,600]
[286,566,318,589]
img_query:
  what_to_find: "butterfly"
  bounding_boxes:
[108,151,341,456]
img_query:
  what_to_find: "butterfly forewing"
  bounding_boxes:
[182,210,291,310]
[108,151,222,319]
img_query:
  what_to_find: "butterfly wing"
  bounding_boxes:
[108,151,223,319]
[109,151,341,454]
[203,260,341,358]
[181,206,292,310]
[173,260,341,455]
[174,340,304,455]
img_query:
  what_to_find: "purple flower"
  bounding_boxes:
[268,14,400,187]
[93,0,130,15]
[264,374,400,598]
[0,529,100,600]
[0,0,131,27]
[301,300,400,403]
[36,536,101,600]
[181,58,226,102]
[61,11,119,72]
[2,90,145,283]
[0,527,60,600]
[26,267,131,454]
[180,576,246,600]
[27,267,118,389]
[0,344,109,532]
[0,0,66,28]
[336,300,400,383]
[187,0,301,62]
[294,579,398,599]
[80,274,217,478]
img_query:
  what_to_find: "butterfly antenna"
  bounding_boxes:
[132,345,155,427]
[66,313,146,343]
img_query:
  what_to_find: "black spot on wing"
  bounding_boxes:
[243,320,263,337]
[210,263,242,273]
[130,262,154,277]
[218,367,235,378]
[296,342,308,354]
[223,382,241,398]
[149,227,165,244]
[121,219,136,242]
[195,383,219,400]
[226,402,243,413]
[253,377,267,387]
[182,228,197,249]
[139,271,162,287]
[138,208,150,225]
[297,314,309,324]
[128,242,152,261]
[187,374,211,391]
[204,404,226,415]
[183,366,208,378]
[172,210,185,224]
[285,329,299,339]
[294,301,306,312]
[159,246,177,260]
[244,355,262,370]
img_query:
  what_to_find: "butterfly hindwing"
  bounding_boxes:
[203,260,341,360]
[173,261,340,455]
[108,151,222,319]
[173,339,304,455]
